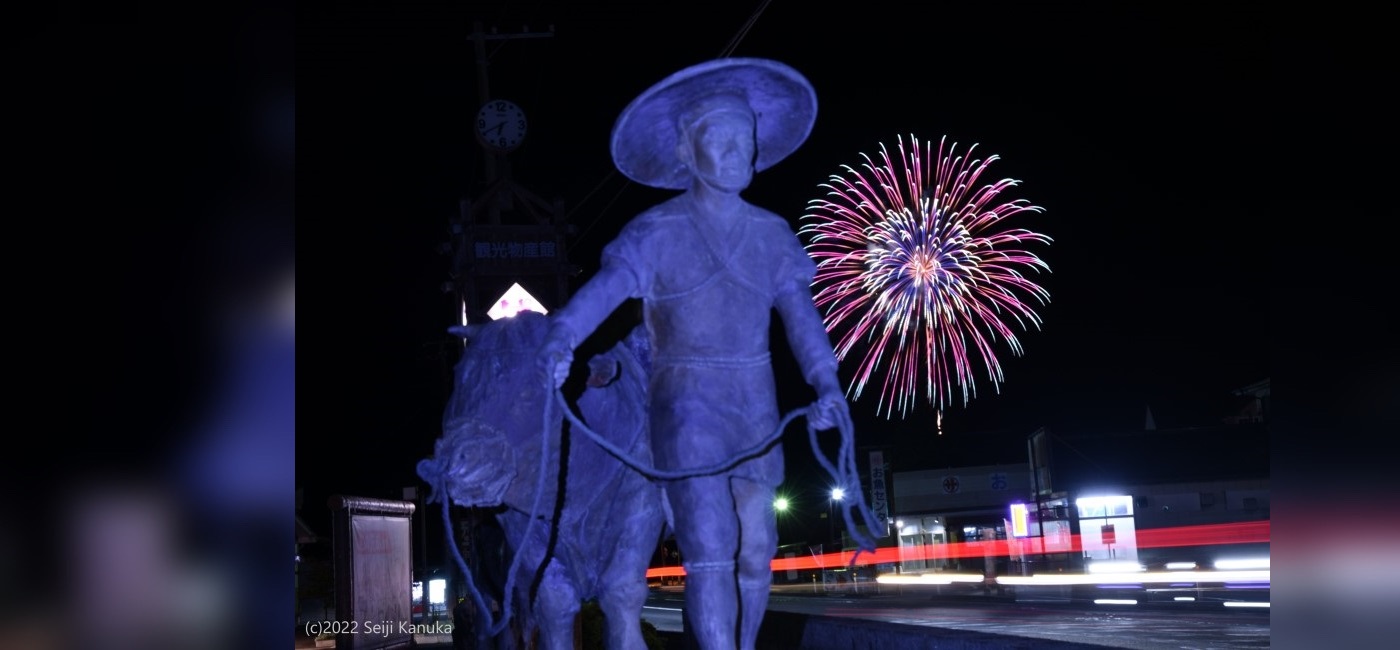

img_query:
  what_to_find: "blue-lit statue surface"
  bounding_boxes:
[419,311,664,650]
[539,58,851,650]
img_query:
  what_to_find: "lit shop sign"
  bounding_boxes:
[474,240,558,260]
[487,283,548,320]
[1009,503,1030,537]
[1075,494,1134,518]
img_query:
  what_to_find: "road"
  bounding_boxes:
[643,583,1270,649]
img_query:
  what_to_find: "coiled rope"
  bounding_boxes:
[429,372,881,639]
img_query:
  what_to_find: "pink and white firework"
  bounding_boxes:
[799,135,1052,419]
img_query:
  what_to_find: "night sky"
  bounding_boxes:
[46,5,1400,647]
[296,2,1270,538]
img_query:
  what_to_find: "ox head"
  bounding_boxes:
[422,311,563,511]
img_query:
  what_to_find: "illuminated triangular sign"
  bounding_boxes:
[487,282,548,320]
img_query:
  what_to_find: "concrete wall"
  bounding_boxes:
[1130,478,1270,529]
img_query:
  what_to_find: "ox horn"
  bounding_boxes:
[447,323,481,339]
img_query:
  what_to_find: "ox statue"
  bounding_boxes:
[417,310,666,650]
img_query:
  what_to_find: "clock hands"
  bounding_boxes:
[477,100,525,149]
[477,105,523,150]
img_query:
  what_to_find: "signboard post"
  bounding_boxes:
[868,451,889,538]
[329,495,417,649]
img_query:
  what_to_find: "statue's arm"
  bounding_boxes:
[775,286,841,395]
[538,265,638,386]
[774,253,849,431]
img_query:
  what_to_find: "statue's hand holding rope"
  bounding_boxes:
[806,372,851,433]
[538,331,574,389]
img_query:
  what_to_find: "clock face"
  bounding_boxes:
[476,100,527,151]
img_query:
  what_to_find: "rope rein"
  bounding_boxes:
[431,370,881,639]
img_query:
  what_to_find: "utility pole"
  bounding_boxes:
[446,21,576,327]
[404,486,426,617]
[435,21,575,626]
[469,21,554,186]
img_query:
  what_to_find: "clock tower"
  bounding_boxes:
[445,21,577,330]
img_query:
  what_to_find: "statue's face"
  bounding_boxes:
[685,110,755,192]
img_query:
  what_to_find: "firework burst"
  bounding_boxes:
[799,135,1052,420]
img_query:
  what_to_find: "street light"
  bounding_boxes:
[828,487,845,553]
[772,495,791,547]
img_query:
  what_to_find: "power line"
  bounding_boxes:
[566,171,626,247]
[566,0,775,250]
[718,0,773,58]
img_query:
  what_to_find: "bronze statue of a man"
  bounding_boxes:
[539,58,849,650]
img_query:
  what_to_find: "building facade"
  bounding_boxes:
[885,385,1270,577]
[890,463,1032,573]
